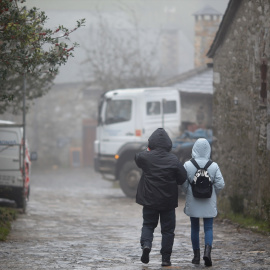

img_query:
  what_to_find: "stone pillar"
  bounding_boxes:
[193,6,222,67]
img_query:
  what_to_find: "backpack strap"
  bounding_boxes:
[190,158,200,170]
[204,160,213,170]
[190,158,213,170]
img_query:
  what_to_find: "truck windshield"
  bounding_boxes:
[105,99,132,125]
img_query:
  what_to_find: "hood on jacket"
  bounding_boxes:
[192,138,211,159]
[148,128,172,152]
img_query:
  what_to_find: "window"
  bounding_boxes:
[163,100,177,114]
[105,99,132,125]
[0,131,19,158]
[146,100,176,115]
[147,101,160,115]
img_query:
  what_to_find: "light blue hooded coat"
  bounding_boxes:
[182,138,225,218]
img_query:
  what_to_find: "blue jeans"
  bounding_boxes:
[190,217,213,250]
[140,206,175,259]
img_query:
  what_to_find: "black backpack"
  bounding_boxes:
[190,158,213,199]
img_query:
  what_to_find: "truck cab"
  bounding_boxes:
[94,87,181,197]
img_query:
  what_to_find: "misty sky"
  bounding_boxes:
[26,0,230,84]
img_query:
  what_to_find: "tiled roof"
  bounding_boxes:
[193,5,223,16]
[161,66,213,94]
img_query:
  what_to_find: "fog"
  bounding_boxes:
[2,0,229,172]
[1,3,269,265]
[26,0,229,84]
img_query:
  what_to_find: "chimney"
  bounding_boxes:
[193,5,222,68]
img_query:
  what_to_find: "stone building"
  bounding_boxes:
[1,83,100,168]
[162,6,222,130]
[28,83,101,168]
[194,5,223,68]
[207,0,270,222]
[161,66,213,130]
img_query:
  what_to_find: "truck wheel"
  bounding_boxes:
[119,161,141,198]
[16,192,26,213]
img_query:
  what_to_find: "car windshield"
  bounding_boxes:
[105,99,132,125]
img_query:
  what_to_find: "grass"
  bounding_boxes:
[217,212,270,236]
[0,207,17,241]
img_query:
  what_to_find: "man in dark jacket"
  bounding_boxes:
[135,128,187,266]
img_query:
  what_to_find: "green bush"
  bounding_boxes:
[0,207,17,241]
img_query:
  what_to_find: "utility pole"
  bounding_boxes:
[162,98,167,128]
[22,73,26,212]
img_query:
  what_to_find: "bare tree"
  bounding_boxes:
[81,4,161,92]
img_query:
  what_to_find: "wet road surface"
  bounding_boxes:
[0,167,270,269]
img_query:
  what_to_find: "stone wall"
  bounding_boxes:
[212,1,270,222]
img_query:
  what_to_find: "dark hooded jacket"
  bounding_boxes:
[135,128,187,210]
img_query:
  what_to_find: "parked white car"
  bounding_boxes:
[0,120,37,211]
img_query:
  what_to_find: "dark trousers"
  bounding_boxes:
[140,206,176,260]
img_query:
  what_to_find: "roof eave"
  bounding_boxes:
[160,65,210,87]
[207,0,243,58]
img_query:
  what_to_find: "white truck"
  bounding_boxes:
[0,120,37,211]
[94,87,181,197]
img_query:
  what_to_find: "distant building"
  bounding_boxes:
[161,5,222,130]
[193,5,222,67]
[161,66,213,130]
[159,29,193,80]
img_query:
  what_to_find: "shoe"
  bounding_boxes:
[192,249,200,264]
[161,260,171,267]
[203,245,212,267]
[141,246,150,264]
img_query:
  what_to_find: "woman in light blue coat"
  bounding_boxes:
[182,138,225,267]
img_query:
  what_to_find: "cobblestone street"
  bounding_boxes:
[0,167,269,270]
